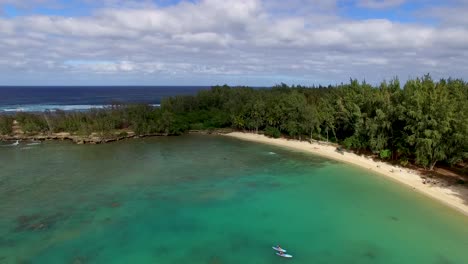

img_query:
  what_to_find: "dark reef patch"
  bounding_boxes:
[208,255,223,264]
[181,175,199,182]
[154,244,171,256]
[266,182,281,188]
[246,182,258,188]
[228,235,251,252]
[15,212,64,232]
[0,238,16,248]
[109,202,121,208]
[436,255,454,264]
[260,211,270,219]
[363,250,377,260]
[360,244,380,261]
[71,256,88,264]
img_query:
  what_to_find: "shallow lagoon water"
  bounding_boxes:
[1,135,467,263]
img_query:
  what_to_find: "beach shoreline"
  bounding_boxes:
[225,132,468,217]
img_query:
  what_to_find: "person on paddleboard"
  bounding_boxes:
[276,245,283,251]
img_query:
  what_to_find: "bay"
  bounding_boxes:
[0,135,467,263]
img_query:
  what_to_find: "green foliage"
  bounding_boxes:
[0,116,13,135]
[401,75,466,170]
[190,123,205,130]
[264,126,281,138]
[343,135,365,150]
[15,113,49,134]
[1,75,467,171]
[117,131,128,137]
[400,158,409,167]
[379,149,392,160]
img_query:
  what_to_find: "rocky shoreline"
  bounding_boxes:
[0,132,169,145]
[0,128,234,145]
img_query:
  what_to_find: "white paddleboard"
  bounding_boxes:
[272,246,286,253]
[276,252,293,258]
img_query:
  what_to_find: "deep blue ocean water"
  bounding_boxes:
[0,86,208,112]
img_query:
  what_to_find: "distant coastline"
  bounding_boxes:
[225,132,468,217]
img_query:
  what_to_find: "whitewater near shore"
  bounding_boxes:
[225,132,468,217]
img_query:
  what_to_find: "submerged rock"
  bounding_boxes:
[363,250,377,260]
[110,202,121,208]
[208,255,223,264]
[14,212,64,232]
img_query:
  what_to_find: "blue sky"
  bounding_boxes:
[1,0,438,22]
[0,0,467,86]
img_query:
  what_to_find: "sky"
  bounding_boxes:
[0,0,467,86]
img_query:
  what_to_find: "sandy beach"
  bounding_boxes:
[226,132,468,217]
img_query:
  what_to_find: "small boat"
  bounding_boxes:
[276,252,293,258]
[272,246,286,253]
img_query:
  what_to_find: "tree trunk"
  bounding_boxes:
[429,160,437,171]
[326,130,329,142]
[331,127,337,142]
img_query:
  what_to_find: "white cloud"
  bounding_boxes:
[0,0,467,85]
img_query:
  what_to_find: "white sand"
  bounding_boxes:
[225,132,468,217]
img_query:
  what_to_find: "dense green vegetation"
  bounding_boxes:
[0,115,13,135]
[163,75,468,170]
[3,105,184,136]
[1,75,467,170]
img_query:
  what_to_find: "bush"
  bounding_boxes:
[15,113,49,134]
[117,131,128,137]
[0,116,13,135]
[190,123,205,130]
[380,149,392,160]
[399,157,409,167]
[343,135,362,149]
[264,126,281,138]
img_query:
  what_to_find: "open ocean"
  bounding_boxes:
[0,86,208,112]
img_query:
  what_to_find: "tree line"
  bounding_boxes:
[1,74,467,170]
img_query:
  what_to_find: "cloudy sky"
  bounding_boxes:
[0,0,467,86]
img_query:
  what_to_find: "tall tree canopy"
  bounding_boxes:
[2,75,467,171]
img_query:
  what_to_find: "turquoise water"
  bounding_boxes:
[1,135,467,264]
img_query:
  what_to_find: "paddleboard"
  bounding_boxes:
[276,252,293,258]
[272,246,286,253]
